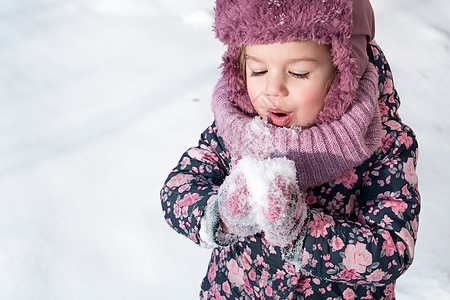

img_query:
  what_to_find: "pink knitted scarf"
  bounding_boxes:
[212,64,382,189]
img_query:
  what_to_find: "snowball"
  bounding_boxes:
[232,156,298,228]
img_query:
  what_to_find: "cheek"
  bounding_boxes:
[247,82,269,115]
[307,79,330,105]
[302,88,326,108]
[291,85,326,126]
[247,83,259,102]
[294,84,326,109]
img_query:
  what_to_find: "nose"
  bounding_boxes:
[265,74,289,99]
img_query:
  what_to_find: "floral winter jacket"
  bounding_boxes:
[160,44,420,299]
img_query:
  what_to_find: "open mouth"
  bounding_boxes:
[267,110,292,127]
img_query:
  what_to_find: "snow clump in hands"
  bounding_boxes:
[217,156,308,247]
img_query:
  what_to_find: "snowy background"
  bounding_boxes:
[0,0,449,299]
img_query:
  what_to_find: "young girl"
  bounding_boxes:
[161,0,420,298]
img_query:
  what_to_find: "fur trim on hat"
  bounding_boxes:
[213,0,375,124]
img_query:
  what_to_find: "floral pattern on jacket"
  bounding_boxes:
[160,44,420,299]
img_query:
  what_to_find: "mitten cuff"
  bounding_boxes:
[198,197,238,248]
[281,208,311,272]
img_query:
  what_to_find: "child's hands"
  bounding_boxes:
[217,170,260,237]
[217,156,308,246]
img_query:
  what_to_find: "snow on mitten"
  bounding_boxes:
[217,163,259,237]
[257,158,308,247]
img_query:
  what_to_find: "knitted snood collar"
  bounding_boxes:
[212,64,382,189]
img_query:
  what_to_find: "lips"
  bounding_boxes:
[267,109,292,127]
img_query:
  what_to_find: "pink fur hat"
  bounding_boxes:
[214,0,375,124]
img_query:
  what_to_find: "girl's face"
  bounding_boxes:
[245,41,335,128]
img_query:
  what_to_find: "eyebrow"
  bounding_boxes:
[245,54,319,63]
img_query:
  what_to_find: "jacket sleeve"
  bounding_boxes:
[298,123,419,286]
[160,123,229,245]
[296,43,420,286]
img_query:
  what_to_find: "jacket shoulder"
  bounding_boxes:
[369,43,401,123]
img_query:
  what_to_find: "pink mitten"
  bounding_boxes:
[258,161,308,247]
[217,169,259,237]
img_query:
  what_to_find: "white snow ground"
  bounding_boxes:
[0,0,449,299]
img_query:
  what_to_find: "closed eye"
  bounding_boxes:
[289,72,310,79]
[250,70,267,77]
